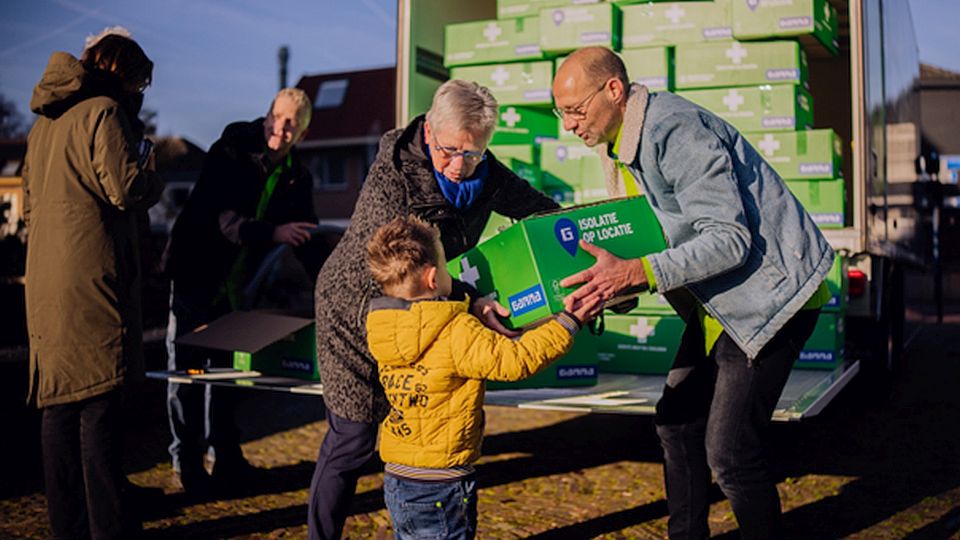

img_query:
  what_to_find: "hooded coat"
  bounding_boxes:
[315,116,558,424]
[366,297,577,468]
[23,51,164,407]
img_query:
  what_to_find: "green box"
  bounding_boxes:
[785,177,845,229]
[450,61,553,107]
[731,0,839,56]
[675,40,807,89]
[511,159,545,190]
[444,17,542,68]
[677,84,813,132]
[540,139,602,186]
[745,129,842,179]
[633,291,677,314]
[487,330,598,389]
[823,253,847,312]
[597,313,685,374]
[491,106,558,145]
[489,143,537,166]
[499,0,602,20]
[479,212,515,243]
[621,1,732,48]
[539,140,609,204]
[794,311,844,370]
[177,311,318,380]
[447,197,667,329]
[621,47,674,91]
[539,3,622,54]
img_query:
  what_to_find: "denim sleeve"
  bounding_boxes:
[645,111,752,293]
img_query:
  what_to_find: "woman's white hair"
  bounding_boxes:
[426,79,499,144]
[84,26,133,52]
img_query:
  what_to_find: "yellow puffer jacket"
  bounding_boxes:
[366,296,576,468]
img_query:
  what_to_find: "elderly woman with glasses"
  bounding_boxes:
[307,79,558,539]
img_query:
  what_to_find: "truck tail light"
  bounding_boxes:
[848,268,867,297]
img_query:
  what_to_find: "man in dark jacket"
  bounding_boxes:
[163,88,318,492]
[309,80,558,539]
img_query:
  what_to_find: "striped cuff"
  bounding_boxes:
[555,311,582,337]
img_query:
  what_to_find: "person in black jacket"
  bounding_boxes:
[308,80,559,539]
[163,88,317,492]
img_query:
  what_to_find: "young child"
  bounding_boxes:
[365,215,598,539]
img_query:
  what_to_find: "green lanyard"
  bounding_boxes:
[255,153,291,219]
[221,153,292,309]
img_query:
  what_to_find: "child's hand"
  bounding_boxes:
[570,294,603,325]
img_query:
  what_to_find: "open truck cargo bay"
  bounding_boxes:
[393,0,925,419]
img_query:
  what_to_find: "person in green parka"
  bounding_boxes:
[23,28,163,539]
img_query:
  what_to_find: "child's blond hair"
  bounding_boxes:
[367,216,442,293]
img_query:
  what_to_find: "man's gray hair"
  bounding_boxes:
[426,80,499,143]
[270,87,313,128]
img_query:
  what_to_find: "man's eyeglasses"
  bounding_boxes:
[431,137,487,166]
[553,82,607,121]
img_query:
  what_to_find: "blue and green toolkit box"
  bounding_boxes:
[448,197,667,329]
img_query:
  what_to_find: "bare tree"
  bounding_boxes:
[0,94,26,138]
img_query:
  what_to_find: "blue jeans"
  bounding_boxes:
[654,309,819,540]
[384,474,477,540]
[165,288,241,477]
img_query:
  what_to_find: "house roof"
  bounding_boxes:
[296,66,396,144]
[921,63,960,82]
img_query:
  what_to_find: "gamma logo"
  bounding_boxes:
[554,218,579,256]
[557,365,597,379]
[508,284,547,317]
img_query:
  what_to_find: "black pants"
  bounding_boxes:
[41,390,134,540]
[307,409,378,540]
[654,309,819,540]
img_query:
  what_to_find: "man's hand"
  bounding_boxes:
[273,222,315,246]
[560,240,647,312]
[472,296,521,338]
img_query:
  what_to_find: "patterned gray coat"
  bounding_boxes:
[314,115,558,423]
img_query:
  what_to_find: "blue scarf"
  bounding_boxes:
[425,141,488,210]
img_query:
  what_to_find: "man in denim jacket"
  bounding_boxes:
[554,47,834,539]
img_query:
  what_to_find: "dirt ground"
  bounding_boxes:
[2,297,960,538]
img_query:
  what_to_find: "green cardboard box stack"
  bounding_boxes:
[744,129,846,227]
[539,139,608,205]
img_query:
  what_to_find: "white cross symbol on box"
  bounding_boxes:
[722,89,744,112]
[491,66,510,86]
[665,4,686,24]
[483,22,502,42]
[459,257,480,288]
[629,318,656,344]
[758,134,781,157]
[501,107,522,127]
[725,42,748,64]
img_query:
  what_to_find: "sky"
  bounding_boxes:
[0,0,397,149]
[1,0,958,150]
